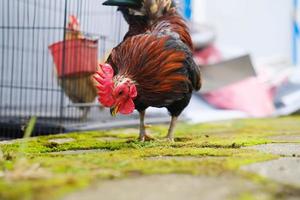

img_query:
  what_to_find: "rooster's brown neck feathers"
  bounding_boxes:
[110,35,190,97]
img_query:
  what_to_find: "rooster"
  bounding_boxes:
[94,31,201,141]
[103,0,176,24]
[66,15,84,40]
[104,0,194,70]
[56,15,97,118]
[102,0,193,49]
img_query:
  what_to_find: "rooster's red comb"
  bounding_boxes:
[94,64,115,107]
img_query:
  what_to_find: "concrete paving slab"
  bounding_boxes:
[48,138,75,144]
[146,156,227,161]
[242,157,300,186]
[268,135,300,143]
[245,144,300,157]
[63,175,265,200]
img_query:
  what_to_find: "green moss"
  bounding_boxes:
[0,117,300,199]
[237,193,256,200]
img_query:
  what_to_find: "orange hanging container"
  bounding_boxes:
[49,38,98,77]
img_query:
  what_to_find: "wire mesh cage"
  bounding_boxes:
[0,0,127,139]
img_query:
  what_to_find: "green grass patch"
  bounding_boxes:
[0,116,300,199]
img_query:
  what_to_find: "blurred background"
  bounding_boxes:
[193,0,292,61]
[0,0,300,139]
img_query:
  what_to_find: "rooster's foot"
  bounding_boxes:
[160,136,174,142]
[139,133,156,142]
[144,124,152,128]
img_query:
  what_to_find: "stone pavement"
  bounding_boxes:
[243,142,300,187]
[64,175,265,200]
[62,138,300,200]
[2,118,300,200]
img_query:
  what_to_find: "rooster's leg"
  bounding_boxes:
[139,111,146,141]
[166,116,177,142]
[138,111,154,142]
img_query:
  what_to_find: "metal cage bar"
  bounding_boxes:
[0,0,126,139]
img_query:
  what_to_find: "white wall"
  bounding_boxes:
[192,0,293,61]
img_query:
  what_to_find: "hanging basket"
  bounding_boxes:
[49,38,98,77]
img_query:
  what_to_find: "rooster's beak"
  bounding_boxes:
[110,105,119,117]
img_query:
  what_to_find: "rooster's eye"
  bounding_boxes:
[118,91,123,96]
